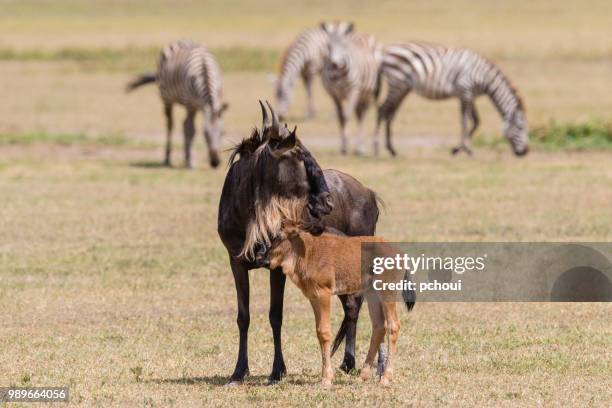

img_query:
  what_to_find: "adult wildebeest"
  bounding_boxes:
[217,101,381,385]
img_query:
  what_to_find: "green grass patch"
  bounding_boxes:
[0,131,149,147]
[0,46,279,73]
[476,120,612,151]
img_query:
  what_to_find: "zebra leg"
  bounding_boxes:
[354,98,370,156]
[452,99,476,155]
[377,87,409,157]
[183,109,196,169]
[163,103,173,166]
[301,70,316,120]
[333,98,349,155]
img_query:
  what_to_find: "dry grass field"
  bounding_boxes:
[1,1,611,406]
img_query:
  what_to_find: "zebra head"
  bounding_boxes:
[204,102,229,167]
[321,21,355,75]
[503,109,529,156]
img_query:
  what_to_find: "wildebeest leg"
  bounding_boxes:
[268,267,287,384]
[183,108,196,169]
[338,294,362,373]
[301,69,316,120]
[452,98,477,156]
[228,258,250,385]
[163,103,173,166]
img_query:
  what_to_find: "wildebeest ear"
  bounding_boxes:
[270,127,297,158]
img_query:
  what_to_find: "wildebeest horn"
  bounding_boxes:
[259,100,270,130]
[265,100,290,138]
[265,100,279,130]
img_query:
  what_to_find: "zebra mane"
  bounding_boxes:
[486,57,525,112]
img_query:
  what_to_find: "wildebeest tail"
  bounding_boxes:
[330,316,348,357]
[125,73,157,92]
[403,270,416,311]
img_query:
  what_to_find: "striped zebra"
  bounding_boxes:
[126,39,228,168]
[275,25,339,121]
[320,22,382,155]
[376,42,528,156]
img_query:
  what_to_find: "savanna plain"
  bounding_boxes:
[1,0,611,406]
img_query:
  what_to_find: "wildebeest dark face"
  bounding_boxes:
[264,131,309,197]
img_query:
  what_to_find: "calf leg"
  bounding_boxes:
[380,302,400,386]
[310,290,334,387]
[268,267,287,384]
[360,300,386,381]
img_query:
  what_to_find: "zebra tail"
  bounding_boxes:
[125,73,157,93]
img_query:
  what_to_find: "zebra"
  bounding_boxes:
[126,39,228,168]
[376,42,528,156]
[275,24,342,121]
[320,22,382,155]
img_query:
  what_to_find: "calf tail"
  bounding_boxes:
[125,73,157,92]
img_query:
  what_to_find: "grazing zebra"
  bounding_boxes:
[376,42,528,156]
[320,22,382,155]
[275,25,339,121]
[126,39,228,168]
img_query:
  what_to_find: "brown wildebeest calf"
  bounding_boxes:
[268,220,415,387]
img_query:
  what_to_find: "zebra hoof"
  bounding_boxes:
[451,146,461,155]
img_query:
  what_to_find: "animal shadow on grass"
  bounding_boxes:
[148,374,334,387]
[147,375,267,387]
[129,160,175,169]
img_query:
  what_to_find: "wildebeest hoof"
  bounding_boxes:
[266,376,283,386]
[339,353,355,373]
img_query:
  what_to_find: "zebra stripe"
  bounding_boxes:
[320,23,382,154]
[158,39,224,115]
[275,25,338,120]
[377,42,528,156]
[127,39,227,168]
